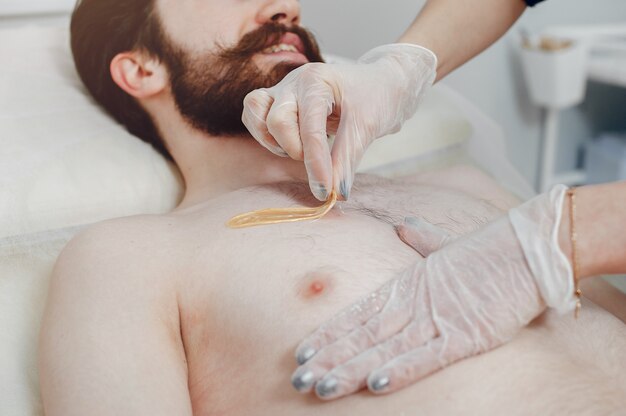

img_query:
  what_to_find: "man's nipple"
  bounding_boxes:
[310,281,324,294]
[298,271,334,300]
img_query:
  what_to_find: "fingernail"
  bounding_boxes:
[296,347,316,365]
[291,369,315,392]
[368,375,390,392]
[274,148,289,157]
[262,141,288,157]
[339,180,350,200]
[404,217,422,227]
[312,185,328,201]
[315,377,338,398]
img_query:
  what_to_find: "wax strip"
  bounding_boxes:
[227,191,338,229]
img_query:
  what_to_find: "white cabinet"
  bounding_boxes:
[520,24,626,191]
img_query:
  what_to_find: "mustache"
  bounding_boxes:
[218,23,324,63]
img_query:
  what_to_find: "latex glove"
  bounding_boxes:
[242,44,437,201]
[291,185,576,399]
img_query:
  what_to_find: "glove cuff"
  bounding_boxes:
[509,185,577,314]
[359,43,436,65]
[509,185,576,313]
[358,43,437,85]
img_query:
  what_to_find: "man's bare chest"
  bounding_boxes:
[172,178,504,353]
[176,178,502,284]
[166,176,516,412]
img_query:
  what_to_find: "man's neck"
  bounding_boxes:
[145,94,309,209]
[170,128,308,209]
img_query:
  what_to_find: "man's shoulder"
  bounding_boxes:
[53,213,183,289]
[43,214,185,379]
[63,213,174,255]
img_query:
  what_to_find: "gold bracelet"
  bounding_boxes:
[567,188,582,318]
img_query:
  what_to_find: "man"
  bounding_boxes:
[38,0,626,415]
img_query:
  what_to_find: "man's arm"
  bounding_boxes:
[38,222,192,416]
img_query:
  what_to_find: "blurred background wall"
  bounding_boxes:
[301,0,626,186]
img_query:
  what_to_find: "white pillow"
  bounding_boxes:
[359,91,471,175]
[0,25,184,239]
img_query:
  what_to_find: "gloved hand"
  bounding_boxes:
[290,185,577,400]
[242,44,437,201]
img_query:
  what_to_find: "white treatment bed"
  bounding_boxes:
[0,3,535,415]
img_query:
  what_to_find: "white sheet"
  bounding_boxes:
[0,227,81,416]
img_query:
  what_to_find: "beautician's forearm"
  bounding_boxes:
[398,0,526,80]
[559,181,626,278]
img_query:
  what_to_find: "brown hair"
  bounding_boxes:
[70,0,171,159]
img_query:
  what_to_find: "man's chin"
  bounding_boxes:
[253,53,308,77]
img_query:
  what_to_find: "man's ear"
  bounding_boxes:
[110,51,168,99]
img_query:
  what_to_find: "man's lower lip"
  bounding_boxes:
[260,51,309,63]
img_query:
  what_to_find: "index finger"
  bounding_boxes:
[298,87,335,201]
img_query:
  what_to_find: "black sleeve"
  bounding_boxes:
[525,0,546,6]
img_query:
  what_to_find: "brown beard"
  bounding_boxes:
[157,23,324,137]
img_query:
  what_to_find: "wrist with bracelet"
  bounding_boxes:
[566,187,582,318]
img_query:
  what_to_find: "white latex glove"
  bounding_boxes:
[291,185,577,399]
[242,44,437,201]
